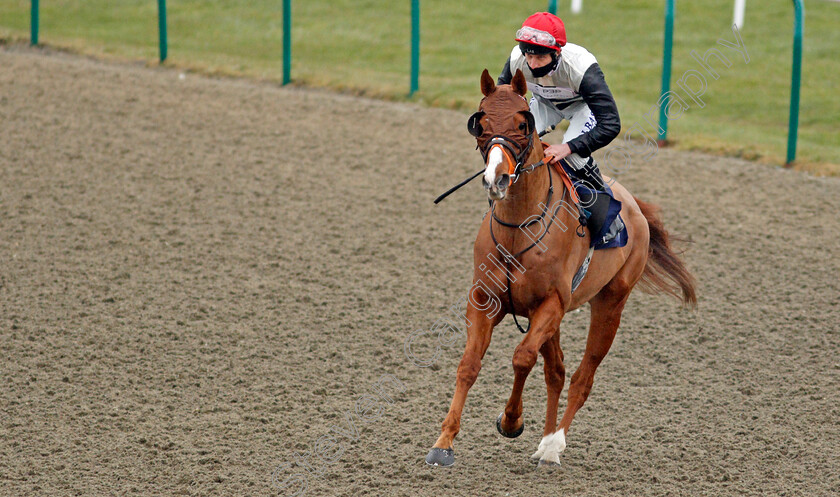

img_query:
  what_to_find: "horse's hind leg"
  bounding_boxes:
[498,297,564,439]
[530,329,567,465]
[555,280,630,442]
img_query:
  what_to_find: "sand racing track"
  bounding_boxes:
[1,45,838,496]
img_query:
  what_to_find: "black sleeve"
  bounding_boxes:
[566,63,621,157]
[497,58,512,85]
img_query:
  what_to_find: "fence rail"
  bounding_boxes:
[23,0,809,167]
[656,0,804,165]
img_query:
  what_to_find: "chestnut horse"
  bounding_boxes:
[426,69,696,467]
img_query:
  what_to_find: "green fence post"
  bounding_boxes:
[786,0,804,166]
[157,0,167,62]
[410,0,420,96]
[30,0,38,45]
[283,0,291,85]
[658,0,675,146]
[547,0,557,15]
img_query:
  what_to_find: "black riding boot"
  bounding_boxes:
[572,158,610,239]
[577,157,606,191]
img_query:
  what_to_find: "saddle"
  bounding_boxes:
[543,143,627,250]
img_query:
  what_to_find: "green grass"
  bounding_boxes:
[1,0,838,173]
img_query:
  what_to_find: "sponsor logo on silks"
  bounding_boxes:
[583,114,596,132]
[527,83,578,101]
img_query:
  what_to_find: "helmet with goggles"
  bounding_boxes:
[515,12,566,55]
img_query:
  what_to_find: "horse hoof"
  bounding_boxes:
[425,447,455,467]
[496,412,524,438]
[537,459,562,469]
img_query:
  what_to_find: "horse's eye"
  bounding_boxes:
[518,122,527,130]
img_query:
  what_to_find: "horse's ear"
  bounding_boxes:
[480,69,496,96]
[512,69,528,96]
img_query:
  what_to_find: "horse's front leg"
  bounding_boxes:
[426,295,501,467]
[497,296,564,441]
[529,329,568,467]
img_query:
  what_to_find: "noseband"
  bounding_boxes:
[478,134,534,180]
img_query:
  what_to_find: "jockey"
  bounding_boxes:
[498,12,620,193]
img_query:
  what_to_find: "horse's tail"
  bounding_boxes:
[634,196,697,307]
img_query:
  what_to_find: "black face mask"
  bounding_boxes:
[529,52,559,78]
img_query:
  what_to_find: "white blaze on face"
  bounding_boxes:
[484,146,504,188]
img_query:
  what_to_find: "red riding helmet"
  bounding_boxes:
[515,12,566,54]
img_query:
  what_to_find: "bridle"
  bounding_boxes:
[469,108,537,181]
[470,111,557,238]
[487,153,572,335]
[473,120,584,335]
[478,135,534,181]
[434,83,588,335]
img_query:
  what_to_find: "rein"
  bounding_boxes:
[490,161,551,229]
[433,125,556,205]
[489,164,574,334]
[433,116,586,334]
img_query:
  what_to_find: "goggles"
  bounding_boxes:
[515,26,557,48]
